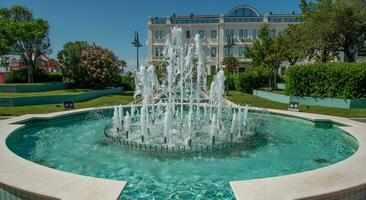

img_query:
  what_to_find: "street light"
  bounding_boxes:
[131,31,142,70]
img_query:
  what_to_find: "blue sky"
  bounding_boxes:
[1,0,301,70]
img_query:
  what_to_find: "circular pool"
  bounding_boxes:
[6,110,358,199]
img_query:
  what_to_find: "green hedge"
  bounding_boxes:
[120,73,135,91]
[285,63,366,99]
[6,68,63,83]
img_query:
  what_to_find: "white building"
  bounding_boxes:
[147,4,302,75]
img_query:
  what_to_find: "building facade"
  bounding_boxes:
[147,4,302,75]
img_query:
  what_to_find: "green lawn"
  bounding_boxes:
[2,90,366,118]
[0,89,93,98]
[0,92,134,116]
[227,91,366,118]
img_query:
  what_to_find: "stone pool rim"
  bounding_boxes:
[0,106,365,200]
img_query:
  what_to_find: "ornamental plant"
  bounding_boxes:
[58,42,124,89]
[285,63,366,99]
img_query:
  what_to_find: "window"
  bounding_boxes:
[224,47,233,57]
[243,30,248,38]
[155,47,163,57]
[269,30,276,37]
[252,30,257,38]
[198,30,205,39]
[211,30,217,38]
[154,31,164,40]
[238,47,245,58]
[239,67,246,73]
[225,29,235,38]
[210,65,216,74]
[211,47,217,57]
[239,30,249,39]
[280,67,286,75]
[186,30,191,39]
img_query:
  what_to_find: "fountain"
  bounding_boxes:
[104,27,269,153]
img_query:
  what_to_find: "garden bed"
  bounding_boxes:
[0,82,69,93]
[253,89,366,109]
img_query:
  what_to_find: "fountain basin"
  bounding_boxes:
[1,107,364,199]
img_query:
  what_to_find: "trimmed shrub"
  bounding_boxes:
[5,68,62,83]
[236,66,272,93]
[226,74,239,90]
[120,73,135,91]
[285,63,366,99]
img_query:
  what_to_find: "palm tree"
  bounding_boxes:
[222,56,239,95]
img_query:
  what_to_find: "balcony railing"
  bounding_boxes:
[224,17,263,23]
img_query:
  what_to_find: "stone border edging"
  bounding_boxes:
[0,108,126,200]
[229,108,366,200]
[0,106,365,199]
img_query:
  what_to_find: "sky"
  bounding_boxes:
[0,0,302,70]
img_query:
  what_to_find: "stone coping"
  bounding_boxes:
[0,106,365,199]
[230,108,366,200]
[0,107,126,200]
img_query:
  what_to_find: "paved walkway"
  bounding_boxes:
[0,116,11,120]
[350,118,366,123]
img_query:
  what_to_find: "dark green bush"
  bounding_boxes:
[236,66,272,93]
[226,74,239,90]
[285,63,366,99]
[5,68,63,83]
[120,73,135,91]
[237,69,269,93]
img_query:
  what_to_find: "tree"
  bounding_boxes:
[300,0,337,63]
[266,35,287,90]
[81,44,123,89]
[222,56,239,95]
[245,24,286,90]
[57,41,88,83]
[0,5,51,82]
[300,0,366,62]
[0,56,9,71]
[332,0,366,62]
[58,42,124,89]
[282,24,307,65]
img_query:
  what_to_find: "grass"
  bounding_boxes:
[227,91,366,118]
[0,89,92,97]
[0,92,134,116]
[2,90,366,118]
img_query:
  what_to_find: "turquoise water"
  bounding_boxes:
[7,112,358,199]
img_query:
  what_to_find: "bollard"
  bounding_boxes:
[125,131,129,139]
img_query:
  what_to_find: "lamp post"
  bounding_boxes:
[131,31,142,70]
